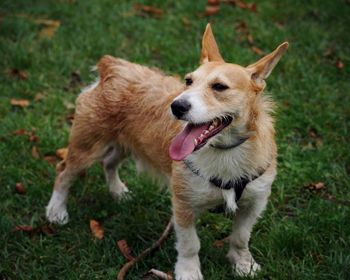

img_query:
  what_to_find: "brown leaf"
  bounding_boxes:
[336,60,344,70]
[14,129,28,136]
[90,219,104,240]
[203,5,220,16]
[247,34,254,44]
[117,239,135,261]
[143,269,173,280]
[37,20,60,39]
[213,236,229,248]
[207,0,220,5]
[32,145,40,159]
[11,98,30,107]
[15,182,26,194]
[43,155,59,166]
[14,225,34,232]
[40,225,56,235]
[304,182,326,191]
[134,4,163,17]
[56,148,68,160]
[34,93,45,102]
[226,0,257,12]
[251,46,264,55]
[8,68,28,80]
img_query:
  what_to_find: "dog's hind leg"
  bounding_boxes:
[46,135,107,224]
[103,145,129,199]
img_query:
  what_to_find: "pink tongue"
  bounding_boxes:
[169,123,209,161]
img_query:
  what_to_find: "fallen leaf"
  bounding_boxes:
[14,225,34,232]
[13,129,28,136]
[143,269,173,280]
[247,34,254,44]
[134,4,163,17]
[38,20,60,39]
[11,99,30,107]
[90,219,104,240]
[15,182,26,194]
[203,5,220,16]
[56,147,68,160]
[32,145,40,159]
[40,225,56,235]
[336,60,344,70]
[207,0,220,5]
[8,68,28,80]
[117,239,135,261]
[251,46,264,55]
[43,155,59,166]
[34,93,45,102]
[304,182,326,191]
[213,236,229,248]
[225,0,257,12]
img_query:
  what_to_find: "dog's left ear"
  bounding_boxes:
[247,42,289,92]
[200,24,224,64]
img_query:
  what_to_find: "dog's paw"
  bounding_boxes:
[233,260,261,277]
[110,183,130,200]
[175,258,203,280]
[46,203,69,225]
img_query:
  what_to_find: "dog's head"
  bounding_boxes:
[169,24,288,161]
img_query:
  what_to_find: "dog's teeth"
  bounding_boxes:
[212,120,218,126]
[204,130,210,135]
[194,139,198,146]
[209,125,215,131]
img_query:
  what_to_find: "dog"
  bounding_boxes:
[46,24,288,279]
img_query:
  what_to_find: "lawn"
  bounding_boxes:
[0,0,349,279]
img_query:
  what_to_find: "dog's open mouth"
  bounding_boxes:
[169,116,233,161]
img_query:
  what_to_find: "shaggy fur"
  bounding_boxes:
[46,24,288,279]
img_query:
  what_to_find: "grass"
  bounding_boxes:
[0,0,350,279]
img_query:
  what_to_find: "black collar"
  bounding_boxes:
[184,159,267,202]
[210,136,249,150]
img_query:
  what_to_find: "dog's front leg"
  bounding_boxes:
[172,188,203,280]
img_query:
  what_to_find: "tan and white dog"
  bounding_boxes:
[46,24,288,279]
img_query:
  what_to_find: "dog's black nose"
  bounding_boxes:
[171,99,191,119]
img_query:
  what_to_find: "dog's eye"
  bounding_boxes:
[212,83,229,91]
[185,78,193,86]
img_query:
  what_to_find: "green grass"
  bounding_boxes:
[1,0,350,279]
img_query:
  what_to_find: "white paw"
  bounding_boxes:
[175,258,203,280]
[46,203,69,225]
[233,259,261,277]
[46,191,69,224]
[110,183,130,200]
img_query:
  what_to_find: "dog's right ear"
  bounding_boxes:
[200,24,224,64]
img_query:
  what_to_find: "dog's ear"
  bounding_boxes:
[200,24,224,64]
[246,42,289,92]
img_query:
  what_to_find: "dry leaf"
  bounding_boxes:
[90,219,104,240]
[134,4,163,17]
[43,155,59,166]
[213,236,229,248]
[304,182,326,191]
[247,34,254,44]
[143,269,173,280]
[117,239,135,261]
[8,68,28,80]
[38,20,60,39]
[40,225,56,235]
[32,146,40,159]
[34,93,45,102]
[11,99,30,107]
[14,129,28,136]
[203,5,220,16]
[336,60,344,70]
[15,182,26,194]
[207,0,220,5]
[14,225,34,232]
[225,0,257,12]
[251,46,264,55]
[56,148,68,160]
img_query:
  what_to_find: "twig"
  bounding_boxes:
[117,217,173,280]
